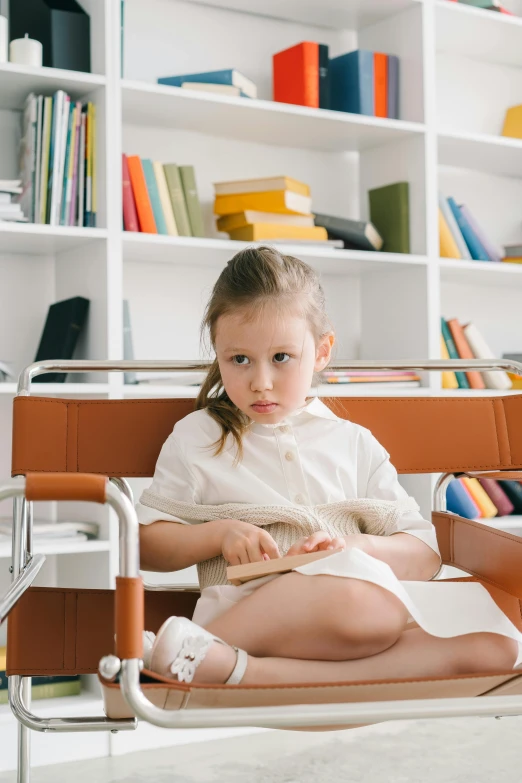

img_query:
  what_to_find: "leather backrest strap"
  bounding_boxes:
[25,472,107,503]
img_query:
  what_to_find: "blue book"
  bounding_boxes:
[141,159,168,236]
[446,479,480,520]
[447,198,490,261]
[387,55,400,119]
[329,50,374,116]
[158,69,257,99]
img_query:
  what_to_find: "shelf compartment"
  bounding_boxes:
[438,257,522,287]
[0,63,105,112]
[121,81,425,153]
[438,130,522,178]
[0,539,111,559]
[0,224,107,255]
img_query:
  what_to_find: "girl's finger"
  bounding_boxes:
[260,531,281,560]
[245,539,265,563]
[327,537,346,551]
[306,532,332,550]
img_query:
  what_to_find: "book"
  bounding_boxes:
[77,112,86,227]
[142,158,168,235]
[55,95,71,226]
[478,478,514,517]
[330,50,374,115]
[123,299,136,385]
[463,322,512,390]
[0,679,81,705]
[503,244,522,257]
[273,41,321,109]
[122,154,139,231]
[440,317,469,388]
[368,181,410,253]
[438,208,461,259]
[67,102,82,226]
[163,164,192,237]
[84,102,93,227]
[0,519,99,538]
[19,93,37,223]
[180,165,205,237]
[459,204,502,263]
[498,480,522,513]
[319,43,330,109]
[0,647,5,672]
[91,103,98,227]
[374,53,387,118]
[459,478,482,518]
[181,82,240,96]
[60,101,75,226]
[501,257,522,264]
[0,193,11,204]
[446,479,480,520]
[34,95,43,224]
[46,90,65,224]
[0,180,22,194]
[446,198,490,261]
[158,69,257,99]
[153,161,178,236]
[227,548,343,585]
[217,211,314,232]
[439,193,471,259]
[461,477,497,518]
[502,104,522,140]
[33,296,90,383]
[127,156,157,233]
[440,333,459,389]
[312,213,383,251]
[213,176,310,198]
[227,224,328,242]
[447,317,486,389]
[387,54,400,120]
[214,190,312,216]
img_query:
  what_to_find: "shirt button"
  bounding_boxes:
[285,451,294,461]
[295,494,305,504]
[279,425,289,433]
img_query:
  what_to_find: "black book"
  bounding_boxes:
[313,213,383,251]
[33,296,90,383]
[497,481,522,514]
[319,44,330,110]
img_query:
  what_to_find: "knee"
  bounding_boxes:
[454,634,518,675]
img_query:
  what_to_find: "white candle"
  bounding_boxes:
[0,16,7,64]
[9,34,42,67]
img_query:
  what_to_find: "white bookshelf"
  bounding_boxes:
[1,0,522,770]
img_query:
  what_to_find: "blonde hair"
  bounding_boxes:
[195,246,332,458]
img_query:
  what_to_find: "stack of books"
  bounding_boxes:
[0,518,99,545]
[0,180,25,222]
[320,370,421,389]
[273,42,400,119]
[447,476,522,521]
[0,645,81,704]
[439,192,502,262]
[213,175,329,244]
[158,69,257,99]
[440,317,512,390]
[18,91,96,227]
[122,155,204,237]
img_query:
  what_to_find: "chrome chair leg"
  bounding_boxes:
[13,496,31,783]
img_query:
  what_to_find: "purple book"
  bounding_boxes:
[68,101,82,226]
[478,478,514,517]
[459,204,503,263]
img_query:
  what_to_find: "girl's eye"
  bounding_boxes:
[273,352,290,364]
[232,355,250,365]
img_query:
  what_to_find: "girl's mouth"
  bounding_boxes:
[251,402,278,414]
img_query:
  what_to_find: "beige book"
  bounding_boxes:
[153,161,178,236]
[214,176,310,198]
[463,322,512,390]
[227,548,343,586]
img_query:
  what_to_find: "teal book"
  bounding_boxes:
[60,102,75,226]
[142,159,168,235]
[447,198,490,261]
[330,50,374,115]
[441,317,470,389]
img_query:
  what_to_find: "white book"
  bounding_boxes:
[53,95,71,225]
[152,160,178,236]
[0,180,21,191]
[0,193,11,204]
[439,192,471,260]
[463,322,512,390]
[181,82,240,96]
[48,90,65,225]
[34,95,43,224]
[0,203,23,213]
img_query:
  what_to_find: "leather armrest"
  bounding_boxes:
[433,511,522,599]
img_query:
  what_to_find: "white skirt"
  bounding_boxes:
[192,547,522,668]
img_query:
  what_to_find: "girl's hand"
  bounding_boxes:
[285,531,347,557]
[219,518,281,565]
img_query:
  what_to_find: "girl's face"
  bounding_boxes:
[215,303,334,425]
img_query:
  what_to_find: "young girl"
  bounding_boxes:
[137,246,520,687]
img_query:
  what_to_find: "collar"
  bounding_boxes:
[251,396,339,429]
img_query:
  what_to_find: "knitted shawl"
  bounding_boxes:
[140,490,420,589]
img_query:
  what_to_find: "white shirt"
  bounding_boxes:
[137,397,439,556]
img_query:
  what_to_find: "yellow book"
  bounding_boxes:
[0,645,6,671]
[227,223,328,242]
[153,161,178,236]
[440,334,458,389]
[214,176,310,197]
[502,256,522,264]
[461,477,498,519]
[217,210,314,232]
[502,104,522,139]
[214,190,312,216]
[439,208,461,259]
[507,373,522,389]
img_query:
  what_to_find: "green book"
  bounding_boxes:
[0,678,81,705]
[179,165,205,238]
[163,163,192,236]
[440,318,470,389]
[368,181,410,254]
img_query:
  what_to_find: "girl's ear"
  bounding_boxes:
[314,332,335,372]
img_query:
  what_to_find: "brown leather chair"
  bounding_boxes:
[5,359,522,781]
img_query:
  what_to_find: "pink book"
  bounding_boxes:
[458,478,481,518]
[68,101,82,226]
[122,153,139,232]
[478,478,514,517]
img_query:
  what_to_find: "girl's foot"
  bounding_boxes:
[148,617,248,685]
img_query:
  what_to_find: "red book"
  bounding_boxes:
[273,41,319,108]
[122,154,139,232]
[126,156,157,234]
[478,479,515,517]
[374,53,388,118]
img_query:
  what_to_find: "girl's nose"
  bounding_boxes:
[250,366,274,392]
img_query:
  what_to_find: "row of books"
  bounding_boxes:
[0,179,25,223]
[441,317,512,390]
[448,0,515,14]
[447,477,522,521]
[122,155,204,237]
[438,193,504,262]
[0,648,81,703]
[321,371,420,388]
[18,91,97,227]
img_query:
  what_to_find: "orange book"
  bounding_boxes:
[273,42,319,108]
[447,318,486,390]
[126,156,157,234]
[374,53,388,118]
